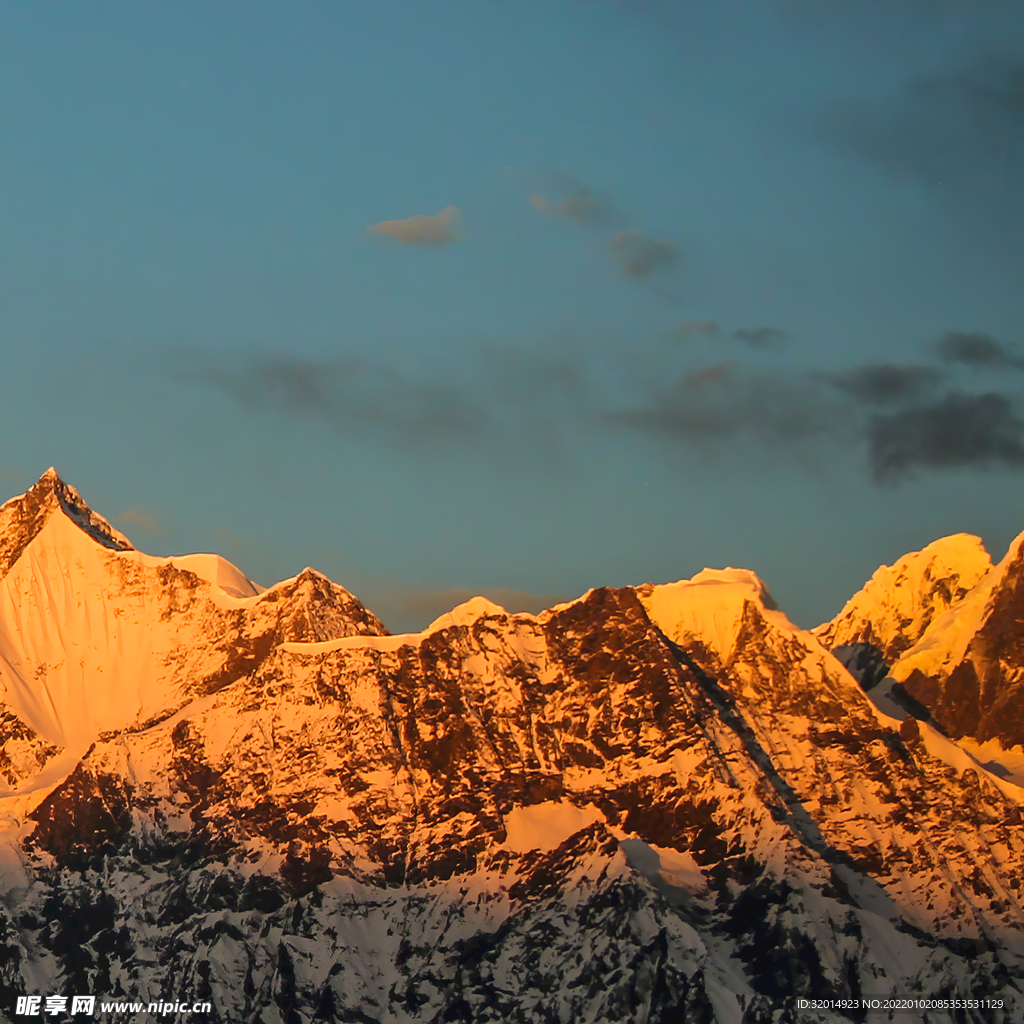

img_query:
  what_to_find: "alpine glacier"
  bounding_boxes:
[1,470,1022,1023]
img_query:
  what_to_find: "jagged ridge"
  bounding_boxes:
[0,470,1022,1023]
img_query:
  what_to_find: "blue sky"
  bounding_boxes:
[2,0,1023,630]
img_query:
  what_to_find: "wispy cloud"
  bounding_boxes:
[608,230,678,278]
[529,189,613,225]
[733,326,787,348]
[673,320,721,338]
[680,360,735,388]
[671,322,786,347]
[526,168,683,282]
[526,170,617,226]
[117,509,161,534]
[813,49,1024,209]
[180,352,486,442]
[367,205,464,247]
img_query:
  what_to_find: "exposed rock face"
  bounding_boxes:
[829,642,890,691]
[1,472,1023,1023]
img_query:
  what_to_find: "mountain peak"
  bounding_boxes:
[0,469,132,580]
[814,533,991,663]
[35,467,134,553]
[425,594,507,633]
[20,466,71,499]
[884,525,1024,750]
[638,566,795,662]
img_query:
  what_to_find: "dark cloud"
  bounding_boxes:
[814,50,1024,191]
[936,330,1024,368]
[173,324,1024,485]
[182,353,486,440]
[868,391,1024,481]
[733,326,787,348]
[608,230,678,278]
[822,363,942,403]
[608,366,847,446]
[608,336,1024,483]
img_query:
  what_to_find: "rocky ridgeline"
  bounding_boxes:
[1,471,1023,1023]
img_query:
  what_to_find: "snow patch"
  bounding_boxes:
[163,553,264,599]
[618,838,705,892]
[862,676,914,722]
[539,589,595,617]
[501,801,605,854]
[957,736,1024,788]
[280,633,422,656]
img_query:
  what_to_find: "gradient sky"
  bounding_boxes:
[2,0,1023,631]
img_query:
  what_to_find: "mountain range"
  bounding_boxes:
[1,469,1022,1023]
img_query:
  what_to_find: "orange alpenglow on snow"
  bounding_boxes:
[0,468,1023,1020]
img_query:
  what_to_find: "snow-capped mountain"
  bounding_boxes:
[812,529,1024,783]
[812,534,991,664]
[883,534,1024,762]
[1,471,1023,1023]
